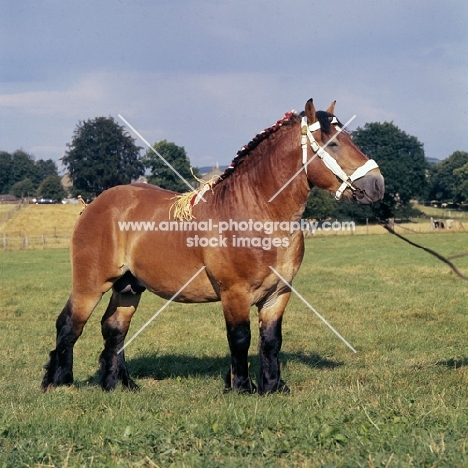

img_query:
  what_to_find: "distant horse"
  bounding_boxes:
[42,99,384,394]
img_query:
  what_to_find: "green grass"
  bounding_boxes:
[414,202,468,220]
[1,233,468,466]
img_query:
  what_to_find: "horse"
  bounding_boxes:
[42,99,384,394]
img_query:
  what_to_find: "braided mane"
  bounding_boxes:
[212,110,299,188]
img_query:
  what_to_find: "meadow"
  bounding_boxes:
[0,204,81,250]
[1,229,468,467]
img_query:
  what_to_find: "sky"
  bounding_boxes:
[1,0,467,173]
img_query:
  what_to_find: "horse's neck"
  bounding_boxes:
[210,124,310,221]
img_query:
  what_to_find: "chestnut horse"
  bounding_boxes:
[42,99,384,394]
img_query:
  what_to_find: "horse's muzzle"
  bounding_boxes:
[352,173,385,205]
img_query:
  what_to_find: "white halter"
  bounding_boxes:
[301,116,379,200]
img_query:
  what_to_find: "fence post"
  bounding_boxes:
[23,235,28,249]
[3,233,6,250]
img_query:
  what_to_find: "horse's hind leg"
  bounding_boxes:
[99,272,145,391]
[41,291,102,390]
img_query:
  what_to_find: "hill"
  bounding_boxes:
[0,204,82,236]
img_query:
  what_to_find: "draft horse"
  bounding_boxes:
[42,99,384,394]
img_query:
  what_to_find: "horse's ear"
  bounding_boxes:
[305,98,317,123]
[326,100,336,115]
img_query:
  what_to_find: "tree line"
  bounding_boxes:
[1,116,467,219]
[0,150,66,200]
[304,124,468,221]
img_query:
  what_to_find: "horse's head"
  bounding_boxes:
[302,99,384,204]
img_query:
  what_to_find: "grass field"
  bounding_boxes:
[0,204,82,250]
[1,232,468,467]
[0,204,81,236]
[0,204,15,216]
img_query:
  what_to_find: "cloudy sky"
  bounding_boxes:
[1,0,467,172]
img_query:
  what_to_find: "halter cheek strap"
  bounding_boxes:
[301,117,379,200]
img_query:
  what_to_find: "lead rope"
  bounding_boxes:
[372,204,468,281]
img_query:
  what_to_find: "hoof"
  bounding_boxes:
[41,349,74,390]
[223,371,257,394]
[101,373,139,392]
[41,380,56,392]
[223,383,257,395]
[100,375,119,392]
[123,379,140,392]
[259,379,290,395]
[276,380,290,394]
[41,370,74,391]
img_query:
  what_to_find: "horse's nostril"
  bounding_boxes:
[354,188,366,200]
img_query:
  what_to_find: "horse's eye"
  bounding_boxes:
[327,141,338,148]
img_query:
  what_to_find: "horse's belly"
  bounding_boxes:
[128,233,220,303]
[137,269,220,303]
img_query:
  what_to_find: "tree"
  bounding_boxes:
[143,140,201,192]
[10,178,35,198]
[453,162,468,203]
[0,151,13,194]
[303,187,338,219]
[34,159,59,185]
[62,117,144,199]
[11,150,37,186]
[428,151,468,202]
[0,150,62,196]
[37,175,67,201]
[351,122,428,210]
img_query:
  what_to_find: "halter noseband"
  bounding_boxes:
[301,116,379,200]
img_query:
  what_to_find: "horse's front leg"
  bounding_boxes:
[257,291,291,395]
[222,293,256,394]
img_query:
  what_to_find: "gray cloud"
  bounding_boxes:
[1,0,467,170]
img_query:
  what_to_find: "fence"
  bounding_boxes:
[2,233,71,251]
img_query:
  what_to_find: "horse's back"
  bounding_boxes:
[75,184,176,229]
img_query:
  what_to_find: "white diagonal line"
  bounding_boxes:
[268,115,356,203]
[118,114,206,201]
[269,266,357,353]
[117,266,207,354]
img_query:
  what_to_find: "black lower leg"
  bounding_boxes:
[99,321,138,391]
[99,289,140,391]
[258,318,289,395]
[224,321,256,394]
[42,299,79,390]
